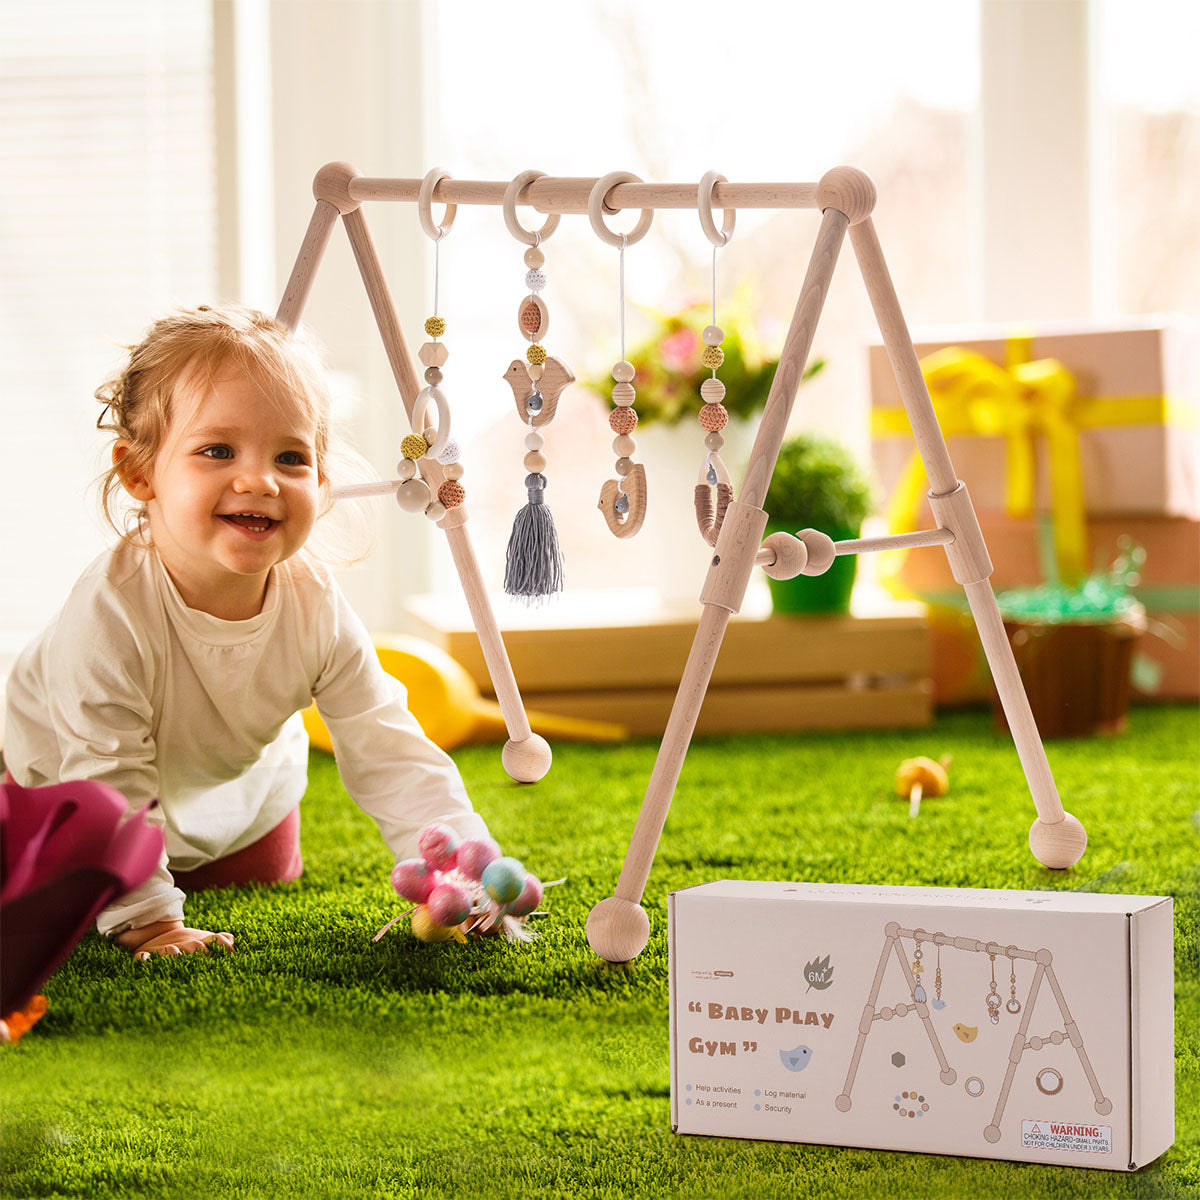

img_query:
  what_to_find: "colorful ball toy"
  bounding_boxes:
[391,857,438,903]
[455,835,501,880]
[418,822,461,871]
[375,824,555,947]
[482,856,526,904]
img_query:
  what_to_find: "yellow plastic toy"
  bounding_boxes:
[894,755,952,818]
[303,634,626,753]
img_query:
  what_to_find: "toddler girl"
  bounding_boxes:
[3,306,488,958]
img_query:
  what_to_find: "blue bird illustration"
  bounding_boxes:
[780,1044,813,1072]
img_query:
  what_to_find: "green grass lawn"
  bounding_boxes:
[2,706,1196,1200]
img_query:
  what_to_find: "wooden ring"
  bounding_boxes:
[698,170,735,246]
[1036,1067,1063,1096]
[418,168,456,241]
[598,462,647,537]
[587,172,654,248]
[411,385,452,460]
[503,170,561,246]
[964,1076,985,1098]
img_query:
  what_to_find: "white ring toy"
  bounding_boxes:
[503,170,561,246]
[965,1076,985,1098]
[418,168,456,241]
[587,171,654,248]
[412,385,452,461]
[698,170,736,247]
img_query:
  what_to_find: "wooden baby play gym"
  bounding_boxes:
[275,163,1090,964]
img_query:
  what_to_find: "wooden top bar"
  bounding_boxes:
[347,174,820,214]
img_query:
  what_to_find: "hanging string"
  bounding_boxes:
[433,233,441,315]
[618,233,627,361]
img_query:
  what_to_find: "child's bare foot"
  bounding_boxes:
[115,919,235,959]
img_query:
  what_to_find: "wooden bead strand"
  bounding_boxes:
[588,171,653,538]
[694,171,737,546]
[400,168,463,521]
[501,171,574,599]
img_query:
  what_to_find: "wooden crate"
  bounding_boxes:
[404,593,933,736]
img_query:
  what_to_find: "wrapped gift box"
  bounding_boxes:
[870,318,1198,533]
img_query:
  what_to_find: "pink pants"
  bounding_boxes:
[4,772,302,892]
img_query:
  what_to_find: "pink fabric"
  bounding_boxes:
[0,778,164,1013]
[172,807,302,892]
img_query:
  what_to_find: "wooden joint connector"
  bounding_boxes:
[816,166,877,225]
[313,161,362,214]
[927,482,993,586]
[699,501,769,613]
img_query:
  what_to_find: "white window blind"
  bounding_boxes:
[0,0,217,651]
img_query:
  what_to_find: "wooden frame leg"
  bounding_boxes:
[278,193,549,784]
[586,207,851,962]
[848,219,1085,870]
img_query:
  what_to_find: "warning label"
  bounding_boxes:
[1022,1120,1112,1154]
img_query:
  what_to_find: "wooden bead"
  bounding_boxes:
[437,480,466,508]
[700,377,726,403]
[698,403,729,432]
[524,431,544,451]
[424,366,443,385]
[396,458,417,480]
[419,341,449,367]
[424,500,446,522]
[703,324,724,346]
[401,433,428,460]
[612,360,635,383]
[701,345,724,369]
[443,462,464,480]
[518,295,548,340]
[396,477,431,512]
[704,431,725,451]
[524,246,545,269]
[609,407,638,435]
[611,381,636,407]
[526,343,547,365]
[424,316,446,338]
[525,363,544,381]
[524,451,547,472]
[422,427,437,444]
[615,456,633,477]
[613,434,635,457]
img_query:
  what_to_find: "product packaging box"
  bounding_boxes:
[670,882,1173,1171]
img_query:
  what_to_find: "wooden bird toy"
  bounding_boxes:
[503,356,574,427]
[894,755,952,817]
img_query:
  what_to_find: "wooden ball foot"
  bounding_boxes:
[586,896,650,963]
[501,734,552,783]
[1028,812,1087,869]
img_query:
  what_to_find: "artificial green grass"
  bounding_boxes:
[1,706,1196,1200]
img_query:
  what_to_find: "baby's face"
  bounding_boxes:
[145,370,322,617]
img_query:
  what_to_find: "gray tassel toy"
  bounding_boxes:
[504,470,564,600]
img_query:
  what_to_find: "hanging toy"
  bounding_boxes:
[374,823,561,946]
[985,952,1002,1024]
[399,168,466,524]
[893,754,952,818]
[1005,947,1022,1015]
[587,171,654,538]
[500,170,574,601]
[694,171,737,547]
[932,938,947,1010]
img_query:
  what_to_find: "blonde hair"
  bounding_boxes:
[97,305,336,547]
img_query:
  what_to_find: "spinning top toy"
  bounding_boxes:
[894,754,952,818]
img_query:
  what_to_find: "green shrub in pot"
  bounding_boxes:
[762,434,874,614]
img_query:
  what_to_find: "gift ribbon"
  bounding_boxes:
[874,336,1181,587]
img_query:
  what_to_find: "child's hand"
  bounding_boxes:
[115,919,235,959]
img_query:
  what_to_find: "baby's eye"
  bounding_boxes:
[200,445,233,460]
[277,450,310,467]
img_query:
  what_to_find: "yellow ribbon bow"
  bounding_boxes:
[881,339,1089,585]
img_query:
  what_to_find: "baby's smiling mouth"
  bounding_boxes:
[221,512,279,533]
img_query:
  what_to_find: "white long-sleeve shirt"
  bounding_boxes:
[4,542,486,935]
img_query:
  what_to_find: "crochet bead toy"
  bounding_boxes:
[375,822,558,946]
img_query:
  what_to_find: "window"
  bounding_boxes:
[0,1,217,651]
